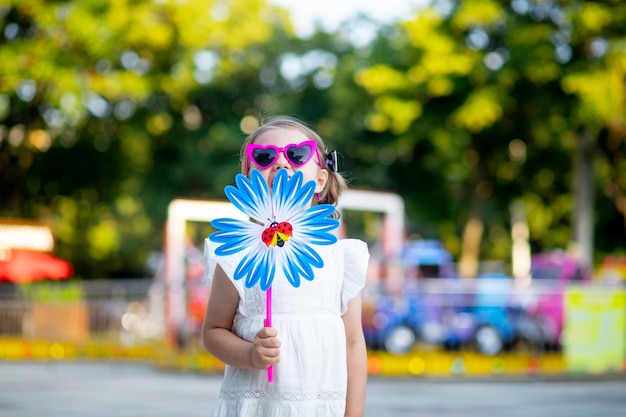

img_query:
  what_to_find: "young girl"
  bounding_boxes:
[201,116,369,417]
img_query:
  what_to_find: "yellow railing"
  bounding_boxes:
[0,337,579,378]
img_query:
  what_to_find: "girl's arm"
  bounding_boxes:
[201,264,280,370]
[342,294,368,417]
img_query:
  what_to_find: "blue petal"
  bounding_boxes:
[291,205,340,246]
[212,235,258,256]
[296,226,339,245]
[282,262,303,288]
[272,171,315,220]
[209,219,261,255]
[290,240,324,268]
[225,171,271,222]
[281,240,325,287]
[210,218,257,236]
[300,204,338,221]
[211,167,341,291]
[234,246,276,290]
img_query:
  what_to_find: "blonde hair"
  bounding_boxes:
[240,116,346,218]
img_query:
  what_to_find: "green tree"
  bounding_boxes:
[353,0,626,272]
[0,0,293,277]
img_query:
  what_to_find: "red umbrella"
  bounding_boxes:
[0,249,74,283]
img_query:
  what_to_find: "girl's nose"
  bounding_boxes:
[272,150,291,170]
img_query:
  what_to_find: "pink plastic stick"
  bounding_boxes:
[265,285,273,382]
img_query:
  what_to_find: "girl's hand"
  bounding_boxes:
[251,327,281,369]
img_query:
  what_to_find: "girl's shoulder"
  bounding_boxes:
[319,238,369,267]
[335,238,370,257]
[334,239,370,313]
[337,237,368,247]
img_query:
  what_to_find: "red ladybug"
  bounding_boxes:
[262,221,293,247]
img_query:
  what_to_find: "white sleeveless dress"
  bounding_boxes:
[203,238,369,417]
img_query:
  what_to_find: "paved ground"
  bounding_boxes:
[1,361,625,417]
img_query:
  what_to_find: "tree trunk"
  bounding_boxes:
[572,130,594,266]
[459,217,483,278]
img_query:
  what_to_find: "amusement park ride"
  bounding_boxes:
[161,189,600,356]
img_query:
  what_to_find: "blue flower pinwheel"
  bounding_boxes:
[209,169,340,291]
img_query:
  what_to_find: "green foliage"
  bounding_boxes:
[18,281,85,303]
[0,0,293,277]
[0,0,624,279]
[354,0,626,264]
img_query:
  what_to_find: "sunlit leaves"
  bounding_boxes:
[1,0,287,134]
[451,0,506,30]
[427,76,455,97]
[168,0,282,50]
[524,192,572,248]
[452,86,503,133]
[89,71,152,101]
[403,8,447,50]
[2,0,625,276]
[577,2,613,34]
[421,51,477,77]
[146,113,173,135]
[366,96,422,134]
[87,217,120,260]
[120,3,174,50]
[562,68,625,128]
[354,0,626,264]
[0,0,297,278]
[355,64,406,94]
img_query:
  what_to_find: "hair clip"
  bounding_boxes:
[326,150,338,172]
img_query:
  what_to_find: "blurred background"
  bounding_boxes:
[1,0,625,378]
